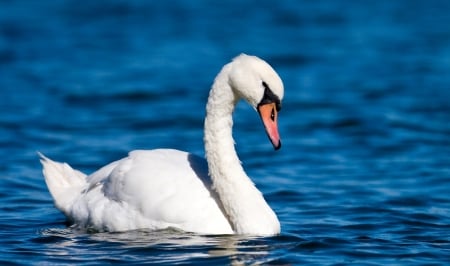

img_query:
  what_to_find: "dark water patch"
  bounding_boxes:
[30,234,68,245]
[0,48,16,65]
[330,117,364,129]
[269,54,317,67]
[385,196,433,208]
[270,189,304,201]
[341,223,381,232]
[294,239,332,251]
[64,90,162,105]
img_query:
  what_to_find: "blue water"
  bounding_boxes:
[1,0,449,264]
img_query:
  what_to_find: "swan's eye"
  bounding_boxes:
[260,81,281,112]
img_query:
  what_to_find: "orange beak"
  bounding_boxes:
[257,103,281,150]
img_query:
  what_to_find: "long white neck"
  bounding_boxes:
[203,65,280,235]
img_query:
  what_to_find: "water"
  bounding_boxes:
[1,0,449,264]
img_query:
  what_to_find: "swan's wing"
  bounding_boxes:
[71,149,232,234]
[84,158,125,192]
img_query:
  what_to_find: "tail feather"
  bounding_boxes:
[38,152,87,215]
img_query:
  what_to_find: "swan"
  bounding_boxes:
[40,54,284,236]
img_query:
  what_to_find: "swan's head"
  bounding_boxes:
[229,54,284,150]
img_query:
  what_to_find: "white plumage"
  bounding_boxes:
[40,54,284,236]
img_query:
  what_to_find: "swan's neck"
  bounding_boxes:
[203,66,280,235]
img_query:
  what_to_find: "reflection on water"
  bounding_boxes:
[36,228,284,265]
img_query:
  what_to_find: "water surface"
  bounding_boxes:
[1,0,449,265]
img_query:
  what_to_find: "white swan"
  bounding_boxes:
[40,54,284,236]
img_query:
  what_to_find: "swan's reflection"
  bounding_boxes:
[38,227,277,265]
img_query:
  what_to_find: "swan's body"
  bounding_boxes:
[40,54,284,235]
